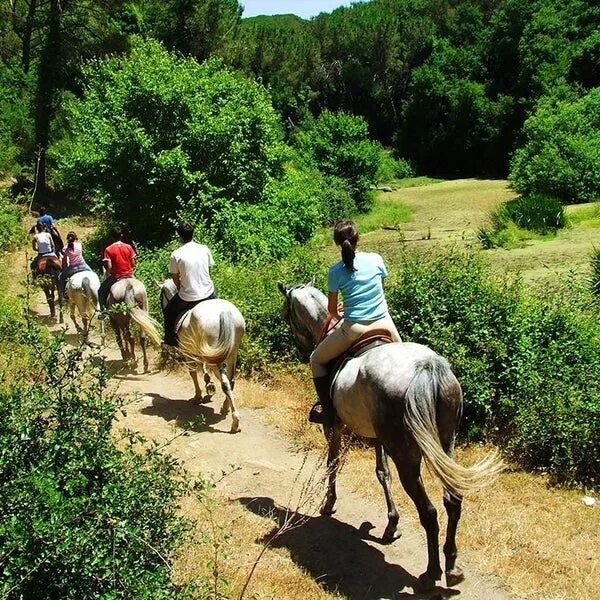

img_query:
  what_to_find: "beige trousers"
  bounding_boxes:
[310,315,402,377]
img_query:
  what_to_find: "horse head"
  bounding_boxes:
[156,279,177,310]
[278,282,328,359]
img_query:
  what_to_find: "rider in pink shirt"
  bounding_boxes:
[58,231,91,297]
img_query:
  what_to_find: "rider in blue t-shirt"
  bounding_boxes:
[308,220,402,425]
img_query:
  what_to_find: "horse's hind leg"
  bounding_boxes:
[218,363,240,434]
[112,320,127,361]
[375,442,401,543]
[388,444,442,590]
[442,437,464,587]
[321,422,342,515]
[203,364,217,396]
[139,331,148,372]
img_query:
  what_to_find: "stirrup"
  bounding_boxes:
[308,401,334,426]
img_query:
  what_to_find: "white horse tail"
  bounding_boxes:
[404,356,504,496]
[81,275,99,310]
[126,284,161,347]
[179,310,234,366]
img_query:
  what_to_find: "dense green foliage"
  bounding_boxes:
[478,193,566,248]
[0,191,25,252]
[54,38,283,245]
[386,250,599,485]
[0,293,195,597]
[509,89,600,203]
[295,111,381,211]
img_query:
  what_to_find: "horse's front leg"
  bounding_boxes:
[321,421,343,515]
[57,287,64,324]
[219,363,240,434]
[375,442,401,543]
[137,330,147,372]
[189,369,204,403]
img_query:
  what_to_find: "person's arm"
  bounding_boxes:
[31,237,37,252]
[102,248,112,273]
[169,253,180,290]
[327,291,342,321]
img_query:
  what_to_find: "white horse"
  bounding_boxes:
[279,283,504,590]
[65,270,105,342]
[158,279,245,434]
[106,277,161,372]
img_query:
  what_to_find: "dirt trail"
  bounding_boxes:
[35,295,513,600]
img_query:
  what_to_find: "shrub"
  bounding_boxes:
[294,110,381,212]
[0,314,193,597]
[0,191,25,252]
[591,246,600,297]
[386,248,600,485]
[53,37,284,245]
[509,89,600,203]
[376,150,415,183]
[478,193,566,248]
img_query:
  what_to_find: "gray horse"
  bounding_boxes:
[106,277,160,372]
[279,282,504,590]
[158,279,245,433]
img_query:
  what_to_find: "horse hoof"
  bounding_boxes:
[190,395,203,405]
[320,504,336,516]
[446,568,464,587]
[206,382,217,396]
[381,529,402,545]
[230,424,241,434]
[418,572,439,592]
[220,405,230,416]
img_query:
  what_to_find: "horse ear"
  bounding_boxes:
[277,281,288,296]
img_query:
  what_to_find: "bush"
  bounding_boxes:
[53,37,284,245]
[376,150,415,183]
[294,110,381,212]
[509,89,600,203]
[478,193,566,248]
[591,246,600,297]
[0,191,25,252]
[386,248,600,485]
[0,311,193,598]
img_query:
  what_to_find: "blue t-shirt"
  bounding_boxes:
[37,215,54,232]
[328,252,389,321]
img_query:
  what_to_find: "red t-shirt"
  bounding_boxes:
[104,241,136,278]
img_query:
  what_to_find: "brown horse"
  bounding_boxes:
[34,255,63,322]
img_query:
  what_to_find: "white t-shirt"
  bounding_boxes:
[35,232,53,255]
[169,241,215,302]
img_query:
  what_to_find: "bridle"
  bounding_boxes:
[283,285,318,354]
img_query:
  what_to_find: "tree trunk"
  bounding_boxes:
[33,0,61,201]
[21,0,38,73]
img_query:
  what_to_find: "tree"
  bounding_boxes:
[509,89,600,203]
[54,38,284,243]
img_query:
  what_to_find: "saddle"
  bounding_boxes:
[35,255,62,276]
[328,328,394,395]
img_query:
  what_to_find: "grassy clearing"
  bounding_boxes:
[237,373,600,600]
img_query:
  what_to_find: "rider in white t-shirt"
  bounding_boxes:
[163,223,216,347]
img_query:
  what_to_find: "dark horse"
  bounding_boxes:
[279,283,504,590]
[34,255,63,321]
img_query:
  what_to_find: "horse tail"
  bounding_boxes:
[404,356,504,496]
[179,310,234,366]
[126,284,161,346]
[81,275,100,311]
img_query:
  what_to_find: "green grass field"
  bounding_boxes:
[319,178,600,287]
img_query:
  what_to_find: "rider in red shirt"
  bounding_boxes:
[98,226,136,309]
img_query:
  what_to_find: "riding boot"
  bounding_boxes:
[309,375,334,426]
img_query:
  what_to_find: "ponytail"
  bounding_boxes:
[341,239,356,272]
[333,220,359,272]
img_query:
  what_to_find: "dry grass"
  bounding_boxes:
[236,373,600,600]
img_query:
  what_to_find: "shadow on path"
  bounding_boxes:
[141,392,228,434]
[239,496,460,600]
